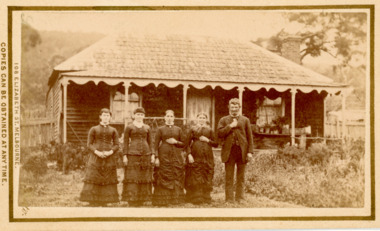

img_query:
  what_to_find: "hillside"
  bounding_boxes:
[21,24,105,113]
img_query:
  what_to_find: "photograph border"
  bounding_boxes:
[7,4,375,222]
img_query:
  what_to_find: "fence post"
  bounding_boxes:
[62,80,68,144]
[341,91,347,141]
[38,123,42,145]
[336,119,340,138]
[291,88,297,146]
[323,94,328,144]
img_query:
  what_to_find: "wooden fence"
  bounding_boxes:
[325,121,365,140]
[21,118,55,147]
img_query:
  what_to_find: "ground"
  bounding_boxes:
[18,141,365,209]
[18,167,303,208]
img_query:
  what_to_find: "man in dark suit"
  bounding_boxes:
[217,98,254,203]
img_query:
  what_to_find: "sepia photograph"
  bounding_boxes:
[0,0,378,230]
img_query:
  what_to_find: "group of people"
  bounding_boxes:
[79,98,254,207]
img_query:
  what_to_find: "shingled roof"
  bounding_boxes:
[50,33,345,89]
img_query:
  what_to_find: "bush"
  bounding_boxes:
[212,150,225,188]
[305,142,334,166]
[245,140,365,207]
[277,145,304,166]
[22,152,48,177]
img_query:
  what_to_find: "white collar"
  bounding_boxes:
[100,122,109,127]
[196,123,208,129]
[229,114,240,118]
[133,120,144,128]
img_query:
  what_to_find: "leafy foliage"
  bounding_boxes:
[21,23,42,52]
[244,140,365,207]
[21,23,105,111]
[286,12,367,64]
[22,152,48,177]
[254,12,367,111]
[287,13,367,109]
[19,140,364,208]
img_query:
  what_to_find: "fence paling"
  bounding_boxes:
[21,119,55,147]
[21,118,54,125]
[325,121,365,139]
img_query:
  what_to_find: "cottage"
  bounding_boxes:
[46,33,347,147]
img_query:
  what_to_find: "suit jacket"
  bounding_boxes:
[217,115,254,163]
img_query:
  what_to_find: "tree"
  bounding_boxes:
[254,13,367,66]
[21,22,42,52]
[286,12,367,66]
[288,13,367,109]
[254,13,367,110]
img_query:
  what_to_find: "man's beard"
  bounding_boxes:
[230,110,239,116]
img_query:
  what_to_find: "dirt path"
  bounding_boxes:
[110,191,304,208]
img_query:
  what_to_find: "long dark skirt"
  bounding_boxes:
[80,183,119,203]
[121,155,153,205]
[185,162,214,204]
[152,164,185,206]
[79,153,119,204]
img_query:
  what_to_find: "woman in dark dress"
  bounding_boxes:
[185,112,218,204]
[79,108,120,206]
[121,107,155,206]
[152,110,186,206]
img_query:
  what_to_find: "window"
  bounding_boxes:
[111,91,140,123]
[256,97,284,127]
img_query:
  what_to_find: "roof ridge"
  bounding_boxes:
[52,32,345,89]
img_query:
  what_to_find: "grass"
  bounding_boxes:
[243,140,365,208]
[18,167,301,208]
[18,140,364,208]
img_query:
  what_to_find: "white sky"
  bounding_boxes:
[21,10,344,65]
[22,11,302,41]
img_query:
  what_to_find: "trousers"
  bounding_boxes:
[224,145,246,201]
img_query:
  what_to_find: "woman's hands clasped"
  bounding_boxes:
[151,154,155,164]
[95,150,113,159]
[199,135,210,143]
[154,158,160,167]
[123,155,128,166]
[188,154,195,164]
[166,138,178,144]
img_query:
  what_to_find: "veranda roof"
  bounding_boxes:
[49,33,346,94]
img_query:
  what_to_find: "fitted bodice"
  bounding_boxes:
[123,124,153,155]
[87,124,119,153]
